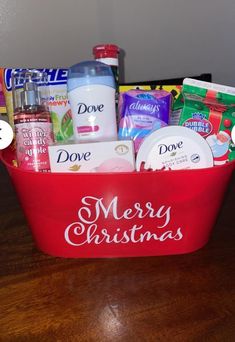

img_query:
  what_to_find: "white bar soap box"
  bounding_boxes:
[48,140,135,173]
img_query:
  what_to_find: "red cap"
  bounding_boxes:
[93,44,120,59]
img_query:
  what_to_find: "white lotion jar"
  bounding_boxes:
[136,126,214,171]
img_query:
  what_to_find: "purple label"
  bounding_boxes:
[121,93,170,123]
[118,90,171,152]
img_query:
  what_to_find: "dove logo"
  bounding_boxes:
[56,149,91,163]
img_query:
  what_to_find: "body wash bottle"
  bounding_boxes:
[12,70,54,171]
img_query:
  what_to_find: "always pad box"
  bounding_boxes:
[48,140,135,173]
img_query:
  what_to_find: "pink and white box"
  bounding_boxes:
[48,140,135,173]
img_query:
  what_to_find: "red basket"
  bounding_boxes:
[1,146,234,258]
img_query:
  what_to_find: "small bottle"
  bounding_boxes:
[93,44,120,88]
[67,60,117,142]
[12,70,54,171]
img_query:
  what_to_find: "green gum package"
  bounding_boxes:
[179,78,235,164]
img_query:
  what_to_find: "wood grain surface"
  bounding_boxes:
[0,163,234,342]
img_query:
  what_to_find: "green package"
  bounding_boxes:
[179,78,235,164]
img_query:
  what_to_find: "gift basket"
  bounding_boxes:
[0,44,234,258]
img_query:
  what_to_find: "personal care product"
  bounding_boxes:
[119,84,182,125]
[179,78,235,164]
[93,44,120,88]
[93,44,120,109]
[67,61,117,142]
[118,89,172,152]
[0,68,73,142]
[136,126,214,171]
[48,140,135,173]
[12,70,54,171]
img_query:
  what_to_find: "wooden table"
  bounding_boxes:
[0,163,235,341]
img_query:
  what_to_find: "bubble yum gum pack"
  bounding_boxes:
[0,68,73,142]
[118,89,172,152]
[179,78,235,164]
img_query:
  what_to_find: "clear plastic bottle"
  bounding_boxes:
[67,60,117,142]
[12,70,54,171]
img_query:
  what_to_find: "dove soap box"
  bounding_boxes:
[48,140,135,173]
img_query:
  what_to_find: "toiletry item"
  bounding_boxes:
[67,61,117,142]
[179,78,235,164]
[118,89,172,152]
[48,140,135,173]
[136,126,214,171]
[0,68,73,142]
[93,44,120,110]
[119,84,183,125]
[12,70,54,171]
[93,44,120,87]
